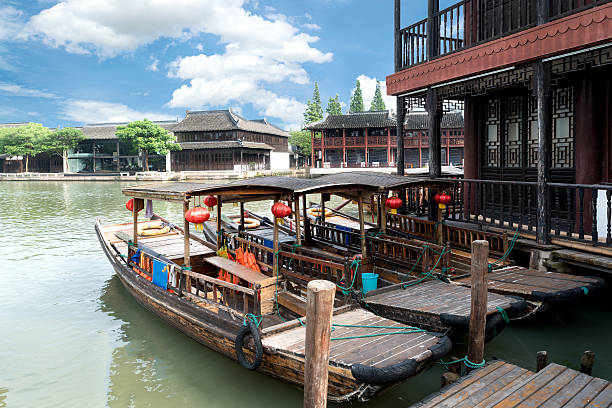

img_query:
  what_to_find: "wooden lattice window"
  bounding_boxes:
[552,86,574,169]
[504,96,523,168]
[485,98,500,167]
[527,95,539,168]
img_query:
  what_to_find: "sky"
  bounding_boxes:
[0,0,431,131]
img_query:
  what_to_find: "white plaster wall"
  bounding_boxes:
[270,152,290,170]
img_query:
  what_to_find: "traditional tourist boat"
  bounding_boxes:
[96,179,452,402]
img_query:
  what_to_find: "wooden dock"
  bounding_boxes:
[453,266,605,303]
[411,360,612,408]
[363,280,525,333]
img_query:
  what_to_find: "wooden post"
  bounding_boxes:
[427,0,440,61]
[273,197,280,277]
[304,280,336,408]
[396,96,405,176]
[303,194,312,246]
[536,351,548,372]
[239,201,245,233]
[427,88,442,180]
[394,0,401,72]
[320,194,326,223]
[535,59,552,245]
[580,350,596,375]
[183,199,192,292]
[467,240,489,371]
[357,194,368,261]
[295,194,302,246]
[381,193,387,234]
[216,196,222,250]
[132,199,140,246]
[437,205,444,245]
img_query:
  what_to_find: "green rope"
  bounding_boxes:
[488,228,520,272]
[336,258,360,294]
[243,313,263,327]
[496,306,510,324]
[439,356,486,370]
[181,266,192,271]
[432,219,445,231]
[330,323,426,341]
[401,246,448,289]
[581,286,589,295]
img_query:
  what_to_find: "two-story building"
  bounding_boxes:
[388,0,612,247]
[404,112,464,168]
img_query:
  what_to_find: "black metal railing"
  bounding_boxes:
[398,0,611,69]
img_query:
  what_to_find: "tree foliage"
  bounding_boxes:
[349,79,364,113]
[116,119,180,170]
[289,129,312,156]
[326,94,342,116]
[303,82,324,124]
[369,81,386,112]
[0,123,51,172]
[43,127,85,155]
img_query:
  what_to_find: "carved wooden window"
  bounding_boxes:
[504,96,523,167]
[485,98,500,167]
[528,95,539,167]
[552,86,574,168]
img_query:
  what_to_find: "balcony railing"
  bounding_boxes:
[399,0,612,70]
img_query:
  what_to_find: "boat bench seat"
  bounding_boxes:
[203,256,276,286]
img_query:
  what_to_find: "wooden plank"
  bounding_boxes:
[454,366,532,408]
[489,364,567,408]
[585,383,612,408]
[515,367,579,407]
[563,378,610,408]
[203,256,275,285]
[276,291,307,316]
[538,372,593,408]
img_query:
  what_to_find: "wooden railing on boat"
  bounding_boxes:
[278,250,351,289]
[307,222,362,251]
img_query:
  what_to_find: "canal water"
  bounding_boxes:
[1,181,610,407]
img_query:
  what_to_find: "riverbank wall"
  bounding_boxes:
[0,168,310,181]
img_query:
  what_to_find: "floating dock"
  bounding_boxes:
[411,360,612,408]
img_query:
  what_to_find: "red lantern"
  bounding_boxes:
[125,199,143,214]
[434,192,451,209]
[203,195,218,211]
[385,196,403,214]
[271,202,292,224]
[185,206,210,232]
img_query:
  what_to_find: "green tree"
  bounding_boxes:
[43,127,85,171]
[303,81,324,124]
[289,129,312,156]
[115,119,181,170]
[0,123,50,172]
[326,94,342,115]
[349,79,364,113]
[369,81,386,111]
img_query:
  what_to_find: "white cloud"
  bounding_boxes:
[195,43,204,52]
[0,82,57,98]
[0,6,25,40]
[355,75,395,114]
[147,57,159,72]
[63,100,176,124]
[303,23,321,30]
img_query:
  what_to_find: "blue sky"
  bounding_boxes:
[0,0,431,130]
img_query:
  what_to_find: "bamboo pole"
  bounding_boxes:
[304,280,336,408]
[467,240,488,371]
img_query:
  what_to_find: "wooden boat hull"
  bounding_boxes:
[96,222,438,402]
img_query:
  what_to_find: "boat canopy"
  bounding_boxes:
[122,172,455,202]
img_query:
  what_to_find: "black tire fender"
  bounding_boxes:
[235,319,263,370]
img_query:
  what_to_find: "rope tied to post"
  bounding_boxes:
[496,306,510,324]
[438,356,486,370]
[336,256,361,294]
[581,286,589,295]
[488,227,520,272]
[243,313,263,328]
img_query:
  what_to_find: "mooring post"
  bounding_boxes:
[467,240,489,372]
[437,205,444,245]
[304,280,336,408]
[536,351,548,372]
[580,350,596,375]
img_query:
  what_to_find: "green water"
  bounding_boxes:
[0,181,610,407]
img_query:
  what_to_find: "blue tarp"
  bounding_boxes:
[152,259,168,290]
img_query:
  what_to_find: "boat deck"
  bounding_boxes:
[411,360,612,408]
[104,221,215,260]
[324,214,375,232]
[454,266,605,303]
[364,280,521,333]
[263,308,448,371]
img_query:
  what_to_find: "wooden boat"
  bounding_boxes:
[96,180,452,402]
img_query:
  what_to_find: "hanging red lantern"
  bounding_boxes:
[434,192,451,209]
[385,196,403,214]
[271,202,292,224]
[185,206,210,232]
[125,199,143,214]
[203,195,218,211]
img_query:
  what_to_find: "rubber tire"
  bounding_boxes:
[235,320,263,370]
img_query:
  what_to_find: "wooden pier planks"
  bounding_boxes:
[411,361,612,408]
[454,266,604,302]
[263,309,443,369]
[364,280,518,332]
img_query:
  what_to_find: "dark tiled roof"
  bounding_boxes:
[405,112,464,130]
[306,111,395,130]
[179,141,273,150]
[172,109,289,138]
[0,122,29,128]
[82,120,179,140]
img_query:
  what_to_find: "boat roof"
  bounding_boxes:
[122,172,454,202]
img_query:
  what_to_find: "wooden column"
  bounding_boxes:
[303,280,336,408]
[311,131,315,168]
[535,61,551,245]
[342,129,347,166]
[437,206,444,245]
[387,127,391,166]
[394,0,401,72]
[303,194,312,246]
[183,199,192,292]
[239,201,245,233]
[364,128,369,166]
[427,88,442,179]
[427,0,440,60]
[357,193,368,261]
[468,240,489,370]
[216,196,222,250]
[380,193,387,234]
[320,194,326,223]
[396,96,405,176]
[132,199,140,246]
[273,197,280,277]
[294,195,302,246]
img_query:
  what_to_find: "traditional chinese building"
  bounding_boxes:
[388,0,612,248]
[170,109,289,171]
[306,110,464,169]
